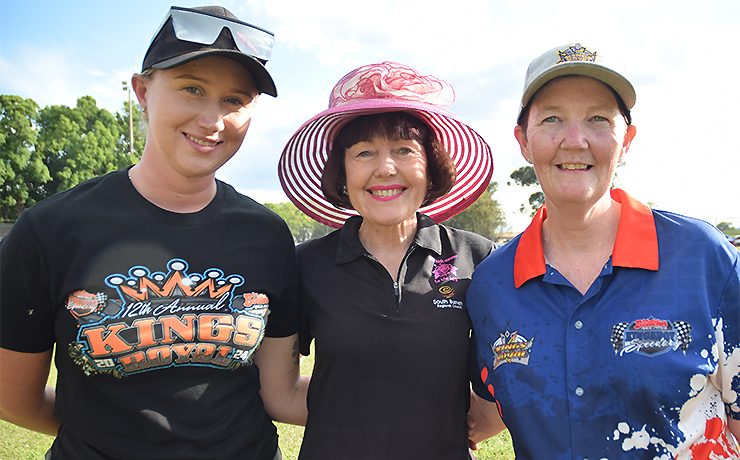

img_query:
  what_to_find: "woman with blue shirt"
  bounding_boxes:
[467,43,740,459]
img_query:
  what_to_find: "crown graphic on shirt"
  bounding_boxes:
[105,259,244,302]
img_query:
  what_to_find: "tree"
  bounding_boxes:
[264,202,332,244]
[0,95,51,220]
[717,222,736,233]
[36,96,141,199]
[443,182,507,239]
[509,165,544,217]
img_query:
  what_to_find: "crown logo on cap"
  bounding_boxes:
[557,43,597,64]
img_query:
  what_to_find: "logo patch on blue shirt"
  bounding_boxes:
[611,317,693,357]
[491,329,534,370]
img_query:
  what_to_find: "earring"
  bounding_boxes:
[342,185,348,195]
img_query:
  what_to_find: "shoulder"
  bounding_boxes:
[296,228,341,259]
[652,209,737,256]
[220,182,292,231]
[24,172,117,216]
[430,223,494,265]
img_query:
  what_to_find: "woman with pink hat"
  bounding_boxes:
[279,62,505,459]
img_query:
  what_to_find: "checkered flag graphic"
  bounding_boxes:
[673,320,693,353]
[95,292,108,306]
[611,322,629,353]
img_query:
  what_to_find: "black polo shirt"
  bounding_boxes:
[297,213,493,460]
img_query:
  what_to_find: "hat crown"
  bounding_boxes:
[329,62,455,109]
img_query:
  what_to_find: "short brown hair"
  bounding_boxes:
[321,112,456,210]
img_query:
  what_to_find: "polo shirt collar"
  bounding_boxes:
[335,213,441,265]
[513,188,659,288]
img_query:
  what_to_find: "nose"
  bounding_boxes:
[375,150,397,177]
[197,101,227,133]
[560,121,589,150]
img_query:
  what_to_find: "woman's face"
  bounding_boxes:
[132,55,259,181]
[344,136,428,229]
[514,76,636,210]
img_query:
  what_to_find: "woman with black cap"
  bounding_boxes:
[0,6,307,460]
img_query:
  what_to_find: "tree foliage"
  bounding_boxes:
[0,95,50,220]
[443,182,507,239]
[717,222,736,232]
[0,94,143,220]
[36,96,142,199]
[509,165,544,217]
[263,202,332,244]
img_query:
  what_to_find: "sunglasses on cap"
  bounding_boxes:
[150,6,274,62]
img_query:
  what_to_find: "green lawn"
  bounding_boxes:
[0,352,514,459]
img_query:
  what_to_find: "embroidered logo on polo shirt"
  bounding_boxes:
[491,328,534,370]
[611,317,693,357]
[432,255,459,283]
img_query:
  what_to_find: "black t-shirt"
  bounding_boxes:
[297,214,493,460]
[0,168,299,460]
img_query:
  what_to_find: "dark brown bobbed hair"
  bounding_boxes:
[321,112,457,210]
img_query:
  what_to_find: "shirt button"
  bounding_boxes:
[574,320,583,329]
[575,387,584,396]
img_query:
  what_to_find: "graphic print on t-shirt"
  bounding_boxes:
[66,258,269,377]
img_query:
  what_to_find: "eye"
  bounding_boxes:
[591,115,609,122]
[224,96,245,107]
[542,115,559,123]
[183,86,202,96]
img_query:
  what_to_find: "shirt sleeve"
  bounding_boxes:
[0,211,56,352]
[264,224,300,338]
[715,252,740,420]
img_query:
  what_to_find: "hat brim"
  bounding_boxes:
[152,49,277,97]
[521,61,635,113]
[278,99,494,229]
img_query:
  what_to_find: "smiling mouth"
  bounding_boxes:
[557,164,591,170]
[185,134,220,147]
[369,188,405,198]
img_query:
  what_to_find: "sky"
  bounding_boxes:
[1,0,739,232]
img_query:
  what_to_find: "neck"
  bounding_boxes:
[542,193,619,248]
[128,161,217,213]
[540,193,621,294]
[357,215,418,281]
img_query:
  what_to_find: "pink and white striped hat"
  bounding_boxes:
[278,61,493,229]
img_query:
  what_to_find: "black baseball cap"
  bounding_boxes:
[142,6,278,97]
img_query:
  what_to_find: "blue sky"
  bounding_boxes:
[1,0,739,231]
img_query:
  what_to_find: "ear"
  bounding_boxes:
[131,74,150,112]
[619,124,637,163]
[514,125,533,164]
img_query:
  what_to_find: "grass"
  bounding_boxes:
[1,352,514,460]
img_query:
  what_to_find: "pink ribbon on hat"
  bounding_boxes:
[329,61,455,108]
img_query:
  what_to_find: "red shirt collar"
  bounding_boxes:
[513,189,659,288]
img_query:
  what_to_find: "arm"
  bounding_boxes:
[0,348,59,436]
[467,390,506,448]
[253,334,309,426]
[729,418,740,444]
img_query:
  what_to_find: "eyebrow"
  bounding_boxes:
[173,74,257,97]
[538,104,620,113]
